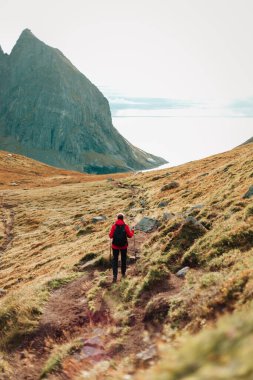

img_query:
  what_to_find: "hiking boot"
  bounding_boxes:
[121,274,126,279]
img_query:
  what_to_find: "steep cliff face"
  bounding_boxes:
[0,29,166,173]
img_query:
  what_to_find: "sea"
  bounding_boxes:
[112,116,253,169]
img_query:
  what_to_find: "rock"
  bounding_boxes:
[0,288,6,297]
[176,266,190,278]
[81,361,111,379]
[92,216,107,223]
[140,199,147,207]
[0,29,167,174]
[84,335,103,347]
[161,182,179,191]
[190,204,204,211]
[135,217,159,232]
[123,375,133,380]
[80,346,105,359]
[158,200,169,208]
[136,345,157,364]
[10,182,18,186]
[184,216,207,232]
[243,185,253,199]
[151,175,164,181]
[163,212,175,221]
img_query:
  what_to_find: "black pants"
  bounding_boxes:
[112,248,127,279]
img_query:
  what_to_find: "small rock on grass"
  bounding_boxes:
[243,185,253,199]
[92,216,107,223]
[176,267,190,278]
[163,212,175,221]
[136,345,157,364]
[158,200,169,208]
[0,288,7,297]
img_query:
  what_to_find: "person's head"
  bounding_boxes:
[117,213,124,220]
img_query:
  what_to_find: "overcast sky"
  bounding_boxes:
[1,0,253,101]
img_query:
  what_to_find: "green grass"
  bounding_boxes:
[46,274,79,290]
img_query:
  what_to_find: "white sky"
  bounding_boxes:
[1,0,253,101]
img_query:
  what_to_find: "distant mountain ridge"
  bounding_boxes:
[243,137,253,145]
[0,29,166,173]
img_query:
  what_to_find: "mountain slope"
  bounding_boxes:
[0,143,252,379]
[0,29,166,174]
[243,136,253,144]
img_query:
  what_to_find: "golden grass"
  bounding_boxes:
[0,143,252,378]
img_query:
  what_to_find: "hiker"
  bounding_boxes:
[109,213,134,283]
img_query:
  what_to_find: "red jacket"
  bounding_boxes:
[109,219,134,249]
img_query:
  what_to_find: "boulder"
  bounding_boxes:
[135,217,159,232]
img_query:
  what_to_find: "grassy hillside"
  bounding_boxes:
[0,144,252,379]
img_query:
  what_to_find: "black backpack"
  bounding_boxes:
[112,224,127,247]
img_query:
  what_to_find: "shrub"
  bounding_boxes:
[200,272,222,289]
[135,264,170,298]
[143,296,170,324]
[46,275,77,291]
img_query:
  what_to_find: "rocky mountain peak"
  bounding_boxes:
[13,28,35,45]
[0,30,167,174]
[10,29,44,58]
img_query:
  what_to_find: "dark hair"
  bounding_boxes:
[117,213,124,220]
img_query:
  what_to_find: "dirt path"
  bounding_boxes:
[7,227,146,378]
[6,192,184,380]
[9,275,103,380]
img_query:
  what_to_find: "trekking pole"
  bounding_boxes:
[134,233,136,261]
[109,240,112,263]
[133,228,138,275]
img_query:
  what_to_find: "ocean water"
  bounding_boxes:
[112,116,253,168]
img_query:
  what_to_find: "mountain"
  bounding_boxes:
[243,136,253,144]
[0,29,166,174]
[0,143,252,379]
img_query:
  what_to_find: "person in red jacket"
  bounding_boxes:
[109,213,134,283]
